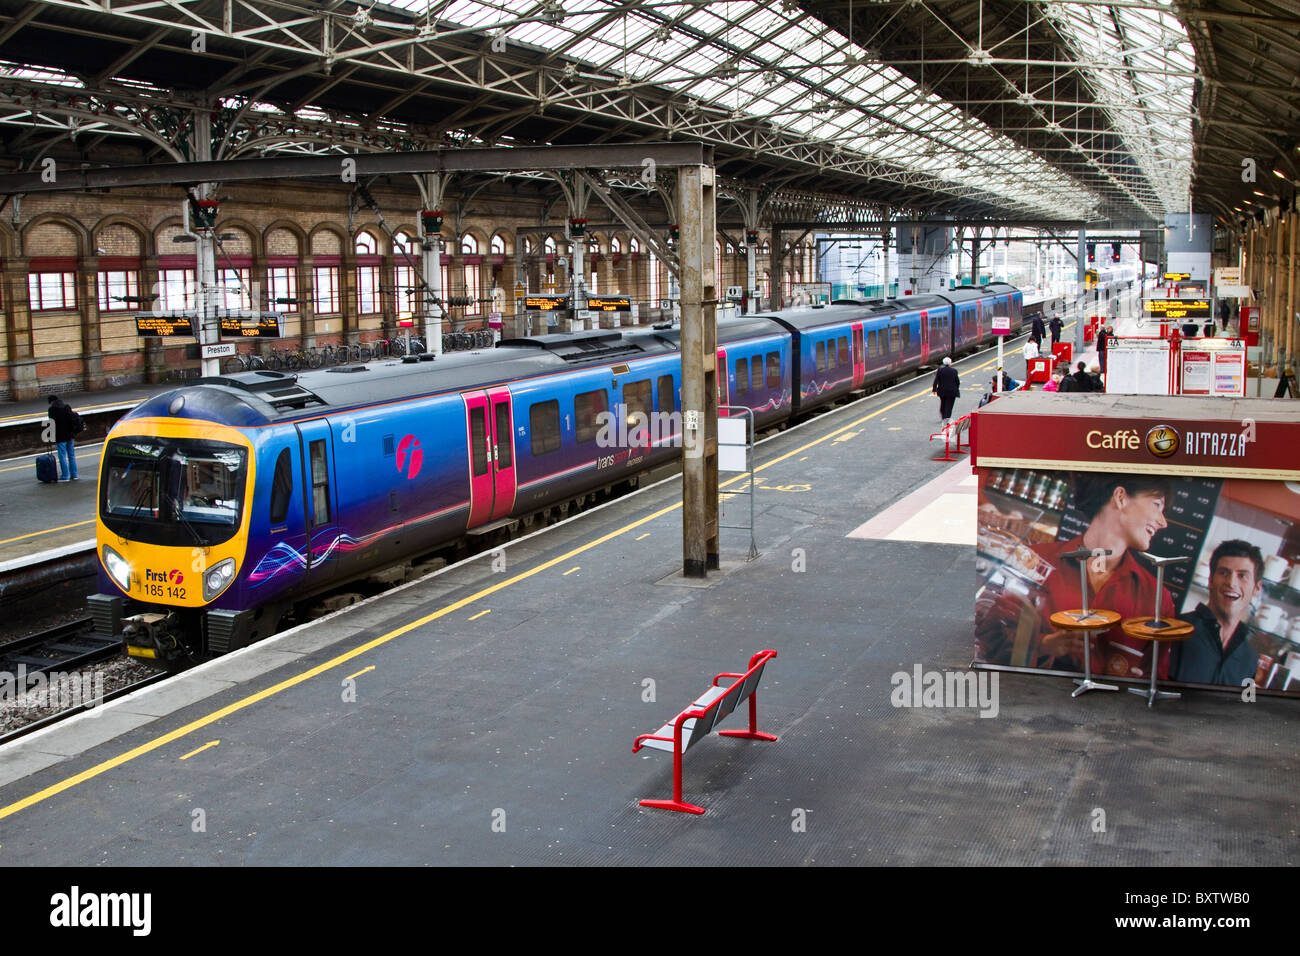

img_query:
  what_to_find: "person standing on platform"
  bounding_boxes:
[1096,324,1111,375]
[46,394,80,482]
[1170,540,1263,687]
[1030,313,1046,348]
[932,357,960,426]
[1048,313,1064,346]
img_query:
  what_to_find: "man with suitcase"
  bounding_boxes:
[46,394,81,481]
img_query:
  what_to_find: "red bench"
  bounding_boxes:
[930,414,972,461]
[633,650,778,815]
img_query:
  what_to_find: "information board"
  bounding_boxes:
[1104,338,1170,395]
[218,312,283,338]
[1212,348,1246,396]
[135,313,195,337]
[586,297,631,312]
[525,295,568,311]
[1181,350,1212,394]
[1144,298,1211,320]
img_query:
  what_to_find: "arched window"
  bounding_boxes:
[490,233,507,255]
[461,234,479,255]
[522,236,533,254]
[610,236,622,254]
[761,271,771,298]
[544,235,557,254]
[393,231,416,256]
[629,237,640,253]
[355,231,378,255]
[588,235,600,256]
[761,241,770,255]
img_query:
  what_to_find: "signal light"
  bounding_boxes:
[1087,243,1096,262]
[1111,243,1121,262]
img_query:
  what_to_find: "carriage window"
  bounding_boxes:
[623,379,653,424]
[750,356,763,391]
[494,402,512,469]
[890,327,902,352]
[574,389,607,444]
[901,325,911,349]
[815,341,826,371]
[309,439,330,525]
[837,336,849,368]
[734,359,749,395]
[470,406,489,476]
[766,351,780,387]
[530,400,561,456]
[657,374,676,413]
[269,448,293,525]
[867,330,877,358]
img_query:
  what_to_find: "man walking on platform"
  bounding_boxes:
[1048,313,1063,345]
[46,394,80,481]
[932,357,960,426]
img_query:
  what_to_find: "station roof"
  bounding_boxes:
[0,1,1290,228]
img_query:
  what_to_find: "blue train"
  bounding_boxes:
[90,283,1021,662]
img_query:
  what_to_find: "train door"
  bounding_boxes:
[487,386,516,521]
[463,388,517,527]
[919,310,931,363]
[716,346,730,416]
[294,419,340,586]
[852,323,865,388]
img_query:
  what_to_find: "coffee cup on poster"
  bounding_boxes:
[1264,555,1289,583]
[1257,603,1287,633]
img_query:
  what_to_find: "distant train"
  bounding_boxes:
[90,283,1022,663]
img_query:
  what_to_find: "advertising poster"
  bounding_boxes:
[972,395,1300,694]
[1181,350,1211,394]
[1213,349,1245,396]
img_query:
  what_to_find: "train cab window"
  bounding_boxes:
[750,356,763,392]
[269,448,293,526]
[530,400,561,456]
[470,407,489,475]
[734,358,749,395]
[815,341,826,371]
[309,439,330,525]
[657,374,676,413]
[574,389,608,444]
[766,351,780,387]
[623,379,653,425]
[837,336,849,368]
[494,403,512,469]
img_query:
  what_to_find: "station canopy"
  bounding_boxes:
[0,1,1231,226]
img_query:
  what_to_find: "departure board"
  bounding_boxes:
[587,297,631,312]
[135,313,195,337]
[525,296,568,310]
[1145,299,1211,319]
[218,312,284,338]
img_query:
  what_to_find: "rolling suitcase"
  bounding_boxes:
[36,448,58,483]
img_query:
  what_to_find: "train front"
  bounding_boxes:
[89,391,258,665]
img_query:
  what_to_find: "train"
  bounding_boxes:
[89,282,1022,663]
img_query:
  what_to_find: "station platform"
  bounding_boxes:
[1,329,1294,867]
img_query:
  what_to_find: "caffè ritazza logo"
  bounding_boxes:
[1145,424,1180,458]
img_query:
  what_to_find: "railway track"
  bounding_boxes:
[0,616,121,677]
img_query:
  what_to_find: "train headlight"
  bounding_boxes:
[103,545,131,593]
[203,558,236,601]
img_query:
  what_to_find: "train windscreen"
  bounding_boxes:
[101,436,249,547]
